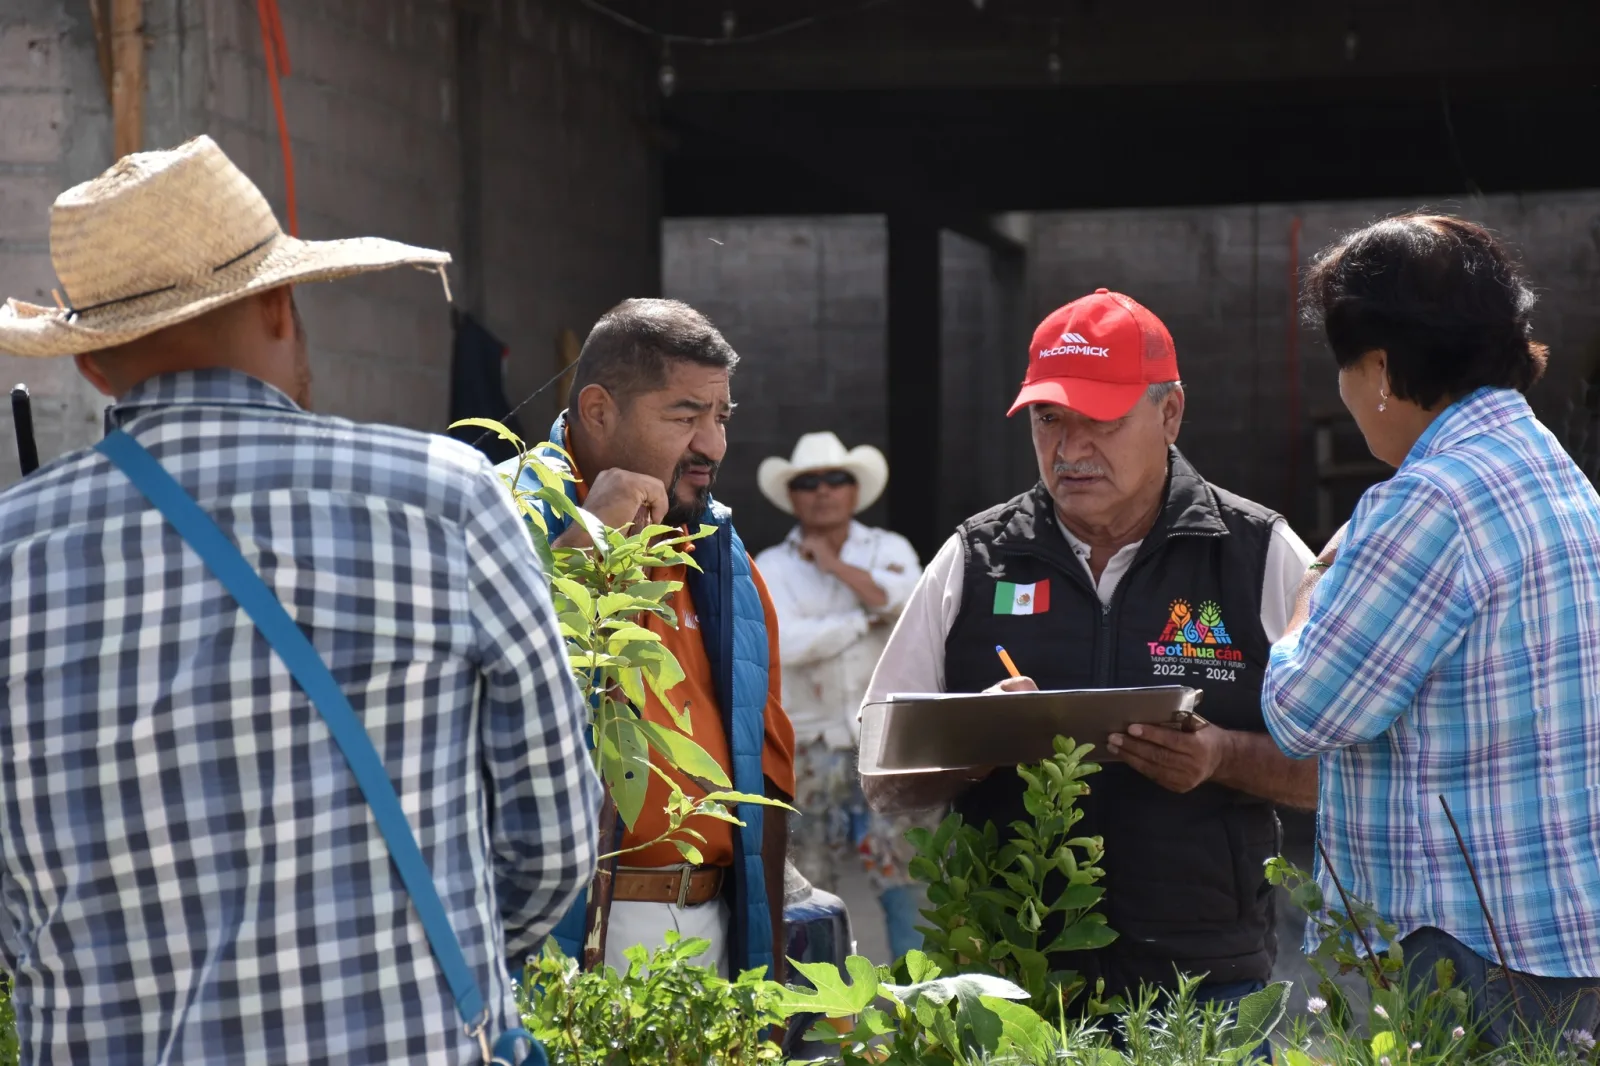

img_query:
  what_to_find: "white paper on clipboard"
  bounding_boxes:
[857,686,1203,775]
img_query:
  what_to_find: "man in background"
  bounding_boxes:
[755,432,931,960]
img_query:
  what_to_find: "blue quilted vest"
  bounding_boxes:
[503,415,774,976]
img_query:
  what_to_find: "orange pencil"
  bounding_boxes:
[995,645,1021,679]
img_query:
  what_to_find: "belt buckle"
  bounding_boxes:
[675,865,694,908]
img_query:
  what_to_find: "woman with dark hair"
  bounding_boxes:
[1262,214,1600,1042]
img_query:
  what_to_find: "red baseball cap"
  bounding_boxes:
[1008,288,1180,420]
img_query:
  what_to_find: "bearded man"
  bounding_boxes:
[506,298,796,979]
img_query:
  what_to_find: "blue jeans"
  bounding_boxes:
[1401,926,1600,1046]
[1198,978,1272,1062]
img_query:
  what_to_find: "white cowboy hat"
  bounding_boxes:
[0,135,450,358]
[758,432,889,515]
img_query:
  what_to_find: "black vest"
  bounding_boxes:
[944,448,1281,996]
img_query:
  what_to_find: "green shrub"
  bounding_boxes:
[521,931,786,1065]
[907,737,1118,1014]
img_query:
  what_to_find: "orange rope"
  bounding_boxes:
[255,0,297,236]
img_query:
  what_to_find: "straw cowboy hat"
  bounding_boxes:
[0,135,450,358]
[758,432,889,515]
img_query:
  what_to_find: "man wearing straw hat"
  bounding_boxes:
[0,137,600,1063]
[753,432,930,960]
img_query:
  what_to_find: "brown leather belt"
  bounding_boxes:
[613,864,725,907]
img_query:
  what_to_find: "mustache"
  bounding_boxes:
[671,454,720,488]
[1053,460,1107,478]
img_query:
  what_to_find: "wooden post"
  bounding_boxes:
[88,0,113,104]
[581,797,620,972]
[111,0,145,158]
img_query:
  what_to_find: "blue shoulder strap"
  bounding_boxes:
[95,429,542,1065]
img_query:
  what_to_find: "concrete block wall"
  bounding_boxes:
[663,218,1035,558]
[1,0,120,480]
[665,193,1600,554]
[663,215,891,555]
[204,0,464,432]
[0,0,659,485]
[939,230,1034,542]
[471,0,661,431]
[1028,190,1600,537]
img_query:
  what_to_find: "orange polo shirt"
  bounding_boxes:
[563,444,796,868]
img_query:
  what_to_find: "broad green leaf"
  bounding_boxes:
[672,839,704,865]
[1048,883,1105,913]
[663,693,692,733]
[571,506,610,552]
[634,524,681,541]
[1223,981,1290,1052]
[615,667,647,709]
[551,577,593,619]
[596,593,639,619]
[525,460,572,493]
[777,955,881,1017]
[529,526,555,575]
[679,802,745,827]
[638,720,732,788]
[848,1006,897,1038]
[1371,1030,1398,1058]
[599,717,650,828]
[642,648,687,709]
[606,624,664,647]
[628,580,680,604]
[963,995,1006,1054]
[903,949,940,983]
[1289,880,1325,914]
[448,417,522,445]
[983,996,1057,1058]
[1044,914,1117,954]
[567,651,628,671]
[700,789,795,811]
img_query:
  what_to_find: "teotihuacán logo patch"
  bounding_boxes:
[1148,598,1244,681]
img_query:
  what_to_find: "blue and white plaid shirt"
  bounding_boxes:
[0,369,601,1063]
[1264,387,1600,978]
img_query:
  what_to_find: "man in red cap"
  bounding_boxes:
[860,289,1317,1009]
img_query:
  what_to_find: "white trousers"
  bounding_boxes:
[605,897,731,976]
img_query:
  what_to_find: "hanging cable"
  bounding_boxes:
[577,0,896,47]
[255,0,298,236]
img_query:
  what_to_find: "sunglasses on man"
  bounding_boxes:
[789,469,858,493]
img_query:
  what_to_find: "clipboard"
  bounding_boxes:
[858,685,1204,775]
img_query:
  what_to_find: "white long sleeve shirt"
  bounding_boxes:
[756,521,922,749]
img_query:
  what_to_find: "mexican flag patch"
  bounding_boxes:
[993,579,1050,615]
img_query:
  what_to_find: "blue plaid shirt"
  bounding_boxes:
[1264,387,1600,978]
[0,370,601,1063]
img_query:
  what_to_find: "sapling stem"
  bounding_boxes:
[1314,838,1390,990]
[1438,794,1528,1032]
